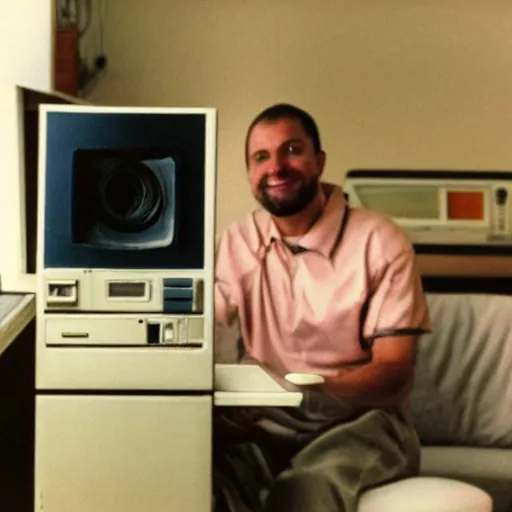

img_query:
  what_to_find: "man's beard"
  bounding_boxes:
[256,169,319,217]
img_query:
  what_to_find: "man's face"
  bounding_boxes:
[246,117,326,217]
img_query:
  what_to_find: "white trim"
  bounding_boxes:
[36,102,48,293]
[203,108,218,370]
[39,104,216,115]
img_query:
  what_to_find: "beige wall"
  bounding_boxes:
[87,0,512,234]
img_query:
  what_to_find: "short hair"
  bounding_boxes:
[244,103,322,167]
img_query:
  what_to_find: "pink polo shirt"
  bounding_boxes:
[215,183,430,377]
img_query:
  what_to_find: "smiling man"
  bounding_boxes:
[214,104,431,512]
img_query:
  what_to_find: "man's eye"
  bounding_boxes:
[253,152,268,163]
[287,145,302,155]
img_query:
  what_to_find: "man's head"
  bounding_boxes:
[245,103,326,217]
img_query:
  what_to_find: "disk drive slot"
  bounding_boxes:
[45,316,204,347]
[147,323,160,345]
[46,317,147,346]
[46,280,78,306]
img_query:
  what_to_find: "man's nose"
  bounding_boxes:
[267,152,286,173]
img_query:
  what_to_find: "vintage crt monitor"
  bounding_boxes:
[36,105,217,390]
[344,169,512,250]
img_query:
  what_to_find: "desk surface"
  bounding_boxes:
[214,364,303,407]
[0,293,35,357]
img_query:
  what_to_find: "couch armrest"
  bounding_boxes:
[420,446,512,480]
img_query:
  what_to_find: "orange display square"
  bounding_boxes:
[447,191,484,220]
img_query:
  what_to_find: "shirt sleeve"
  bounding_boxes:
[214,231,240,362]
[362,223,431,347]
[215,279,237,328]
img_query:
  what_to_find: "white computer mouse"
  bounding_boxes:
[285,373,325,386]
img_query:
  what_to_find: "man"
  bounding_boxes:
[214,103,430,512]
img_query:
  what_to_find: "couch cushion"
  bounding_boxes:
[358,476,492,512]
[410,293,512,448]
[420,447,512,512]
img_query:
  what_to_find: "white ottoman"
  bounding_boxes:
[358,477,492,512]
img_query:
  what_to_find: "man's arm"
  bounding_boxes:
[214,230,242,363]
[323,334,418,408]
[320,221,430,408]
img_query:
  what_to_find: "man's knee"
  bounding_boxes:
[263,470,344,512]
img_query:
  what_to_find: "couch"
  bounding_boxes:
[218,292,512,510]
[412,293,512,510]
[360,292,512,511]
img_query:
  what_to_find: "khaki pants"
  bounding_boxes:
[214,404,420,512]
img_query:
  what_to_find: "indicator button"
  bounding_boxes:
[163,323,174,344]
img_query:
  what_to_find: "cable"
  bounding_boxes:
[99,0,105,54]
[77,0,92,39]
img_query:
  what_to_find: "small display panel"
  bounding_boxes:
[446,191,484,220]
[108,281,147,298]
[355,185,440,219]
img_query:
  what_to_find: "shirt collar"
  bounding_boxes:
[256,183,348,259]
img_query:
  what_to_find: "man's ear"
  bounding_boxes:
[315,150,326,176]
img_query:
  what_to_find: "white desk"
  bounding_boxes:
[0,293,35,357]
[214,363,303,407]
